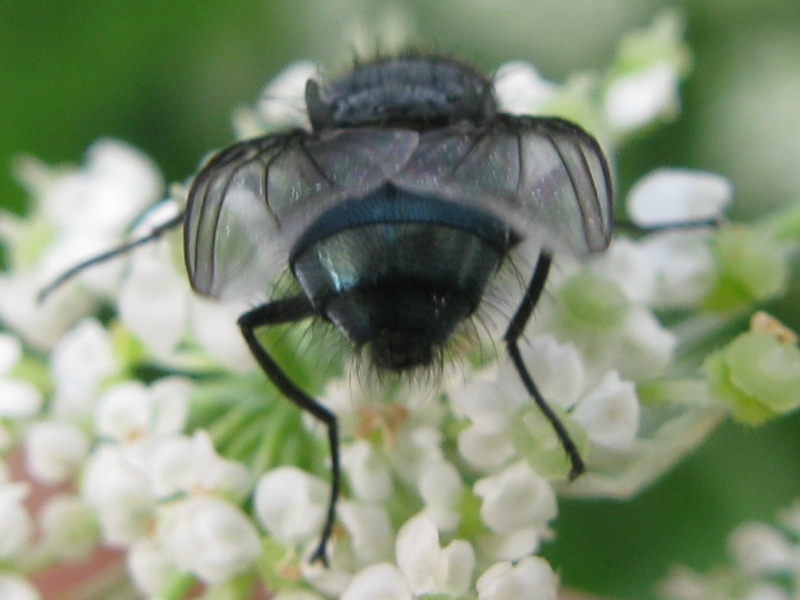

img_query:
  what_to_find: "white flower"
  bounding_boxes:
[476,556,559,600]
[337,501,394,566]
[572,371,639,451]
[341,513,474,599]
[395,513,475,597]
[254,466,328,547]
[234,61,318,138]
[0,140,163,350]
[156,495,261,584]
[341,563,412,600]
[38,493,99,560]
[341,439,392,502]
[417,458,463,532]
[148,430,251,500]
[116,213,255,372]
[81,444,155,546]
[24,420,90,484]
[605,61,680,132]
[0,483,32,559]
[127,539,180,597]
[0,573,40,600]
[49,318,118,419]
[0,272,95,351]
[638,230,717,307]
[94,377,190,443]
[38,139,162,237]
[0,380,42,420]
[494,61,558,115]
[474,462,557,560]
[627,168,732,227]
[728,523,796,575]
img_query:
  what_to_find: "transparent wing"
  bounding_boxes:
[185,128,419,299]
[392,115,613,255]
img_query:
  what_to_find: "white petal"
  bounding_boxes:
[341,563,412,600]
[118,238,188,356]
[627,168,732,227]
[189,296,256,373]
[395,513,443,593]
[0,380,43,419]
[591,239,658,304]
[458,425,516,471]
[418,459,463,532]
[38,493,98,560]
[0,483,33,558]
[638,230,717,307]
[255,61,318,130]
[254,467,328,546]
[605,62,679,132]
[127,539,179,597]
[337,501,393,565]
[494,61,558,115]
[157,496,261,584]
[50,318,117,418]
[43,139,163,235]
[95,382,152,442]
[0,574,40,600]
[0,333,22,375]
[474,462,557,534]
[148,376,192,435]
[0,272,94,351]
[477,556,559,600]
[616,307,677,380]
[81,445,155,545]
[24,420,90,484]
[728,523,795,575]
[512,336,585,409]
[342,440,392,502]
[572,372,640,451]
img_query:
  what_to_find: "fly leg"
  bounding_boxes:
[238,296,339,565]
[503,251,585,479]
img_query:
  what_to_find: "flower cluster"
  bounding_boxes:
[1,11,799,600]
[659,500,800,600]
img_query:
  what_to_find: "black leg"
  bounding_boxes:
[238,296,339,565]
[503,252,585,480]
[38,211,185,303]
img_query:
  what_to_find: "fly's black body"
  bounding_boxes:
[45,55,614,565]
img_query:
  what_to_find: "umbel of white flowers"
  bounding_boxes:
[1,11,800,600]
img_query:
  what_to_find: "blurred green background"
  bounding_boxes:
[2,1,800,598]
